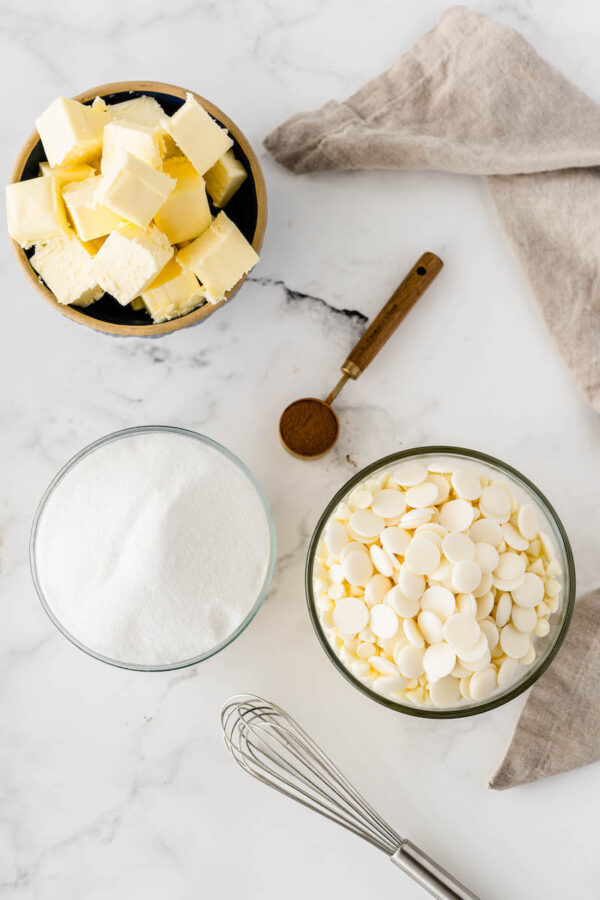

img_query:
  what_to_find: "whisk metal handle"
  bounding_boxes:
[391,841,481,900]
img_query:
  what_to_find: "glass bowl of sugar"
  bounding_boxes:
[30,426,276,671]
[306,446,575,718]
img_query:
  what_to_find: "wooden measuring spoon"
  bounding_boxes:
[279,252,443,459]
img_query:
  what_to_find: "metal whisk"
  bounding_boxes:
[221,695,480,900]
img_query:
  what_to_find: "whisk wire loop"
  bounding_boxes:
[221,694,402,855]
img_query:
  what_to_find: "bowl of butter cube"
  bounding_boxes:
[7,81,266,336]
[306,447,575,718]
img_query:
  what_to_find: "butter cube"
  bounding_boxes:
[140,259,204,323]
[101,121,162,173]
[204,150,247,208]
[108,95,176,155]
[30,232,103,307]
[6,176,68,248]
[96,152,175,228]
[154,157,211,244]
[39,162,96,187]
[63,176,126,241]
[35,97,106,167]
[164,93,232,175]
[177,211,259,302]
[92,223,172,305]
[109,95,163,128]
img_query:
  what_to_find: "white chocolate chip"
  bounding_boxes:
[403,618,425,648]
[501,523,529,552]
[371,489,406,519]
[357,642,376,659]
[380,527,411,556]
[429,559,453,583]
[421,585,455,620]
[369,604,399,639]
[404,538,441,576]
[520,643,536,665]
[393,463,428,487]
[442,532,476,563]
[405,482,439,509]
[512,572,544,608]
[333,596,369,635]
[539,531,555,561]
[325,520,350,557]
[386,586,420,618]
[461,647,492,671]
[351,488,372,509]
[341,551,373,587]
[430,675,461,707]
[372,675,408,694]
[457,633,489,662]
[426,474,450,504]
[495,593,512,627]
[475,542,499,574]
[400,507,435,529]
[500,624,531,659]
[340,541,369,561]
[451,560,482,593]
[494,552,526,581]
[511,605,537,633]
[423,642,456,681]
[518,504,538,540]
[418,610,444,644]
[439,499,475,533]
[456,592,477,616]
[369,656,399,676]
[479,618,499,649]
[397,565,425,602]
[534,618,550,637]
[395,644,425,678]
[349,509,385,539]
[476,592,494,620]
[469,666,497,700]
[497,656,521,687]
[451,468,482,500]
[470,518,503,546]
[443,612,481,651]
[480,485,511,522]
[370,544,394,577]
[364,574,392,607]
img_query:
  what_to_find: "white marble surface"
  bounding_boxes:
[1,1,600,897]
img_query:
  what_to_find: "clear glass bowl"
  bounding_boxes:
[30,425,277,672]
[306,446,575,718]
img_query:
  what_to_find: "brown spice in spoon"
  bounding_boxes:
[279,398,339,458]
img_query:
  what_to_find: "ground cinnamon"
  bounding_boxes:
[279,398,339,458]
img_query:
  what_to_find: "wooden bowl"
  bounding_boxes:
[10,80,267,337]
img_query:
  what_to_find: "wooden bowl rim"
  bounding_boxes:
[9,80,267,337]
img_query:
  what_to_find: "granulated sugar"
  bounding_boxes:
[34,430,273,667]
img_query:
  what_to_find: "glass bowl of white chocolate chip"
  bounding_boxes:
[306,447,575,717]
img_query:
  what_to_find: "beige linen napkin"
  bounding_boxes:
[490,589,600,789]
[264,5,600,412]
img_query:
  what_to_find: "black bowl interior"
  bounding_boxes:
[20,89,259,328]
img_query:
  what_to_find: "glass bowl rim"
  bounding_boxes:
[30,425,277,672]
[305,445,576,719]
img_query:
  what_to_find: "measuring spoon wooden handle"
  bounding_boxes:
[341,251,443,379]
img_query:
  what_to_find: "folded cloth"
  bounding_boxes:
[264,5,600,412]
[490,589,600,789]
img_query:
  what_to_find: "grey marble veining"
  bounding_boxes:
[1,1,600,898]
